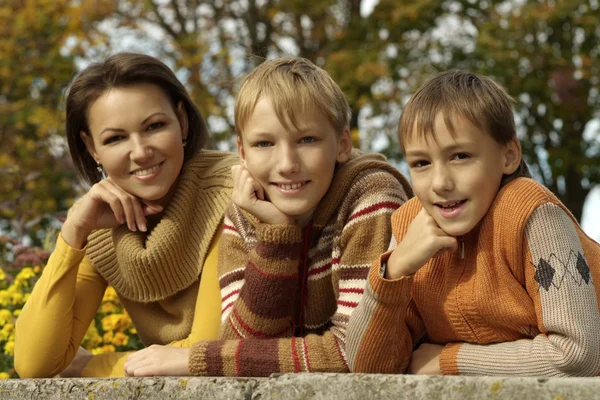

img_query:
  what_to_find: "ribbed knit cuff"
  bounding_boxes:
[189,341,209,376]
[368,251,413,306]
[256,223,303,244]
[439,342,462,375]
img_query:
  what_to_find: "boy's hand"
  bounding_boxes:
[408,343,443,375]
[231,165,294,225]
[386,208,457,279]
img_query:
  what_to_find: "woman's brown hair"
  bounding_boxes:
[65,52,208,185]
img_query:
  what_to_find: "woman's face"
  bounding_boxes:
[83,83,188,205]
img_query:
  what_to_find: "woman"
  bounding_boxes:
[15,53,237,377]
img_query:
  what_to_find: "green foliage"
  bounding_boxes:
[1,0,113,242]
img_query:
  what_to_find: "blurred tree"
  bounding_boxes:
[0,0,114,242]
[105,0,415,147]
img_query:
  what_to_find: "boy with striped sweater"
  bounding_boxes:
[124,57,413,376]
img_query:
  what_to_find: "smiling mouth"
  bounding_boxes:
[435,200,467,210]
[131,162,163,177]
[274,181,309,190]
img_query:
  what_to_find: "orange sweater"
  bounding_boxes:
[346,178,600,376]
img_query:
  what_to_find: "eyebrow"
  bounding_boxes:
[405,142,476,157]
[99,112,168,136]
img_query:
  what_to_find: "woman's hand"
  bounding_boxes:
[231,165,294,225]
[386,209,458,279]
[408,343,443,375]
[62,178,163,249]
[124,345,190,377]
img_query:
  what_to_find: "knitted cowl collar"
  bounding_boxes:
[85,151,237,303]
[311,149,414,227]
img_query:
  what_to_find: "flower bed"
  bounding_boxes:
[0,235,143,378]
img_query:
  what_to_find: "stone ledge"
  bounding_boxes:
[1,373,599,399]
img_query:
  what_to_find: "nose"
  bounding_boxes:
[431,164,454,194]
[275,144,300,175]
[130,134,153,162]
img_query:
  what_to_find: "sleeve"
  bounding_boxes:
[439,203,600,376]
[218,204,304,340]
[81,230,225,377]
[186,172,408,376]
[345,251,425,373]
[14,234,107,378]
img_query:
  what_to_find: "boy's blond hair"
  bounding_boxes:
[399,70,530,184]
[235,57,351,135]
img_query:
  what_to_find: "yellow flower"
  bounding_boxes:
[129,327,137,335]
[99,345,116,353]
[16,267,35,281]
[112,332,129,347]
[12,309,20,318]
[0,291,10,306]
[0,268,5,282]
[11,291,24,306]
[100,302,118,314]
[0,372,9,379]
[3,340,14,356]
[102,286,118,303]
[0,309,13,326]
[103,331,113,344]
[33,265,42,273]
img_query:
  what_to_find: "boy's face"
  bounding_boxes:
[238,97,352,226]
[404,112,519,237]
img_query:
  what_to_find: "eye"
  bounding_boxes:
[104,135,125,145]
[299,136,317,144]
[147,122,165,131]
[452,152,470,161]
[410,160,430,169]
[253,141,273,148]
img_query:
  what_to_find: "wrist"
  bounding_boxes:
[61,219,91,249]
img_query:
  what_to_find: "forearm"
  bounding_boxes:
[220,223,303,339]
[15,235,105,378]
[346,256,416,373]
[441,333,600,376]
[190,331,347,377]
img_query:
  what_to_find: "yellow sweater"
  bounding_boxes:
[15,151,237,378]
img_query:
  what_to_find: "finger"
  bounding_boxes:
[242,174,257,201]
[252,179,265,201]
[231,165,242,188]
[432,237,459,258]
[131,197,147,232]
[92,183,125,225]
[142,202,163,216]
[103,183,137,231]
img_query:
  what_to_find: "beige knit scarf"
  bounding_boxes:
[85,151,237,303]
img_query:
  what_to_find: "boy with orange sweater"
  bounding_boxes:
[346,70,600,376]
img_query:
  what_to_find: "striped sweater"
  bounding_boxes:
[188,151,413,376]
[346,178,600,376]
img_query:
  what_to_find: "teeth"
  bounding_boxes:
[278,182,304,190]
[441,200,463,208]
[133,164,160,176]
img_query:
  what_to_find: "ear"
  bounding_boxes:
[502,137,522,175]
[236,135,247,167]
[177,101,189,140]
[336,128,353,163]
[80,131,99,161]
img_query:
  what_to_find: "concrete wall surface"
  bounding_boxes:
[1,373,599,399]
